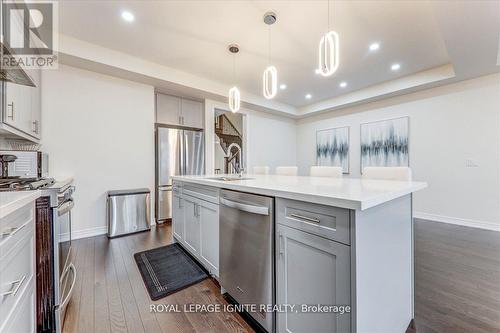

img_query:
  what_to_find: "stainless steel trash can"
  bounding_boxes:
[107,188,151,238]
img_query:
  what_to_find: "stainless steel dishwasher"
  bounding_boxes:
[219,189,275,332]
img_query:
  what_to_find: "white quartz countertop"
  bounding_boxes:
[0,191,40,219]
[171,174,427,210]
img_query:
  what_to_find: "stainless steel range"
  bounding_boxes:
[0,177,55,191]
[0,174,76,333]
[41,179,76,333]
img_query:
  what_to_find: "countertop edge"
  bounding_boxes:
[0,191,41,219]
[171,176,427,211]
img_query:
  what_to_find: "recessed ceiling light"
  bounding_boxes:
[305,94,312,99]
[121,11,134,22]
[369,42,380,51]
[339,81,347,88]
[391,63,401,71]
[280,84,287,90]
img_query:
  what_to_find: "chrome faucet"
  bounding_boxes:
[236,167,245,177]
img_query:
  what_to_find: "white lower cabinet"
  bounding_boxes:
[172,194,184,241]
[183,195,200,255]
[276,224,351,333]
[172,182,220,277]
[199,201,219,276]
[1,280,35,333]
[0,202,36,333]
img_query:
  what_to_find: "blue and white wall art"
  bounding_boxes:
[360,117,409,171]
[316,127,350,173]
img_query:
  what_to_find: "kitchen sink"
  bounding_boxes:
[207,176,255,181]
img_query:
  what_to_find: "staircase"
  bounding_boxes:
[215,114,242,173]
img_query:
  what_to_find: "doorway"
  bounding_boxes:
[214,109,244,174]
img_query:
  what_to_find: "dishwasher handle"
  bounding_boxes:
[220,197,269,216]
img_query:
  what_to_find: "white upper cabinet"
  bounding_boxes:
[156,93,181,125]
[0,7,41,142]
[180,98,203,129]
[4,68,41,140]
[156,93,203,128]
[4,79,34,137]
[29,69,42,139]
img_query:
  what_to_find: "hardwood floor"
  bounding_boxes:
[63,224,253,333]
[414,219,500,333]
[64,220,500,333]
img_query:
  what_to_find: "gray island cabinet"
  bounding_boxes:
[171,175,427,333]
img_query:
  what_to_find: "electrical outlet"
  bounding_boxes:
[465,159,479,168]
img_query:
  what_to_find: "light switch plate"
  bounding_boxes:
[465,159,479,167]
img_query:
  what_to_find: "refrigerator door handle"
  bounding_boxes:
[185,131,189,175]
[179,130,185,176]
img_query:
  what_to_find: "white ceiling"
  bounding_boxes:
[58,0,500,115]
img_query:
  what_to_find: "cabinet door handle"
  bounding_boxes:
[32,120,39,133]
[7,102,14,120]
[279,232,284,256]
[1,223,27,238]
[290,213,320,224]
[0,275,27,297]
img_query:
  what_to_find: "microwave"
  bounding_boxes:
[0,150,49,178]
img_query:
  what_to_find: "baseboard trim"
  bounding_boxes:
[70,226,108,240]
[414,212,500,232]
[68,224,159,241]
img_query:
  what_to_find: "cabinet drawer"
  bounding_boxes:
[0,202,34,259]
[183,184,219,204]
[277,198,350,245]
[0,231,34,329]
[0,279,35,333]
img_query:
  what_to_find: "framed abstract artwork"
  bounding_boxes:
[316,126,350,173]
[360,116,409,172]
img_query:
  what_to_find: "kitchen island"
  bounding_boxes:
[171,174,427,333]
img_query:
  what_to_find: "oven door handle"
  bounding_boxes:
[57,200,74,216]
[59,263,76,309]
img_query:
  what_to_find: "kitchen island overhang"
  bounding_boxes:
[171,174,427,211]
[171,174,427,333]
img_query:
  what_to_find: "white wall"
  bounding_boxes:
[246,110,297,170]
[297,74,500,230]
[42,65,155,238]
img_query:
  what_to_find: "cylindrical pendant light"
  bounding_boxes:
[318,0,339,77]
[263,12,278,99]
[228,44,241,113]
[263,65,277,99]
[228,86,240,113]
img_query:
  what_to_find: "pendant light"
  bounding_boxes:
[317,0,339,77]
[262,12,278,99]
[228,44,240,113]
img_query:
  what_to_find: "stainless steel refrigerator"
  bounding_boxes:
[156,126,204,223]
